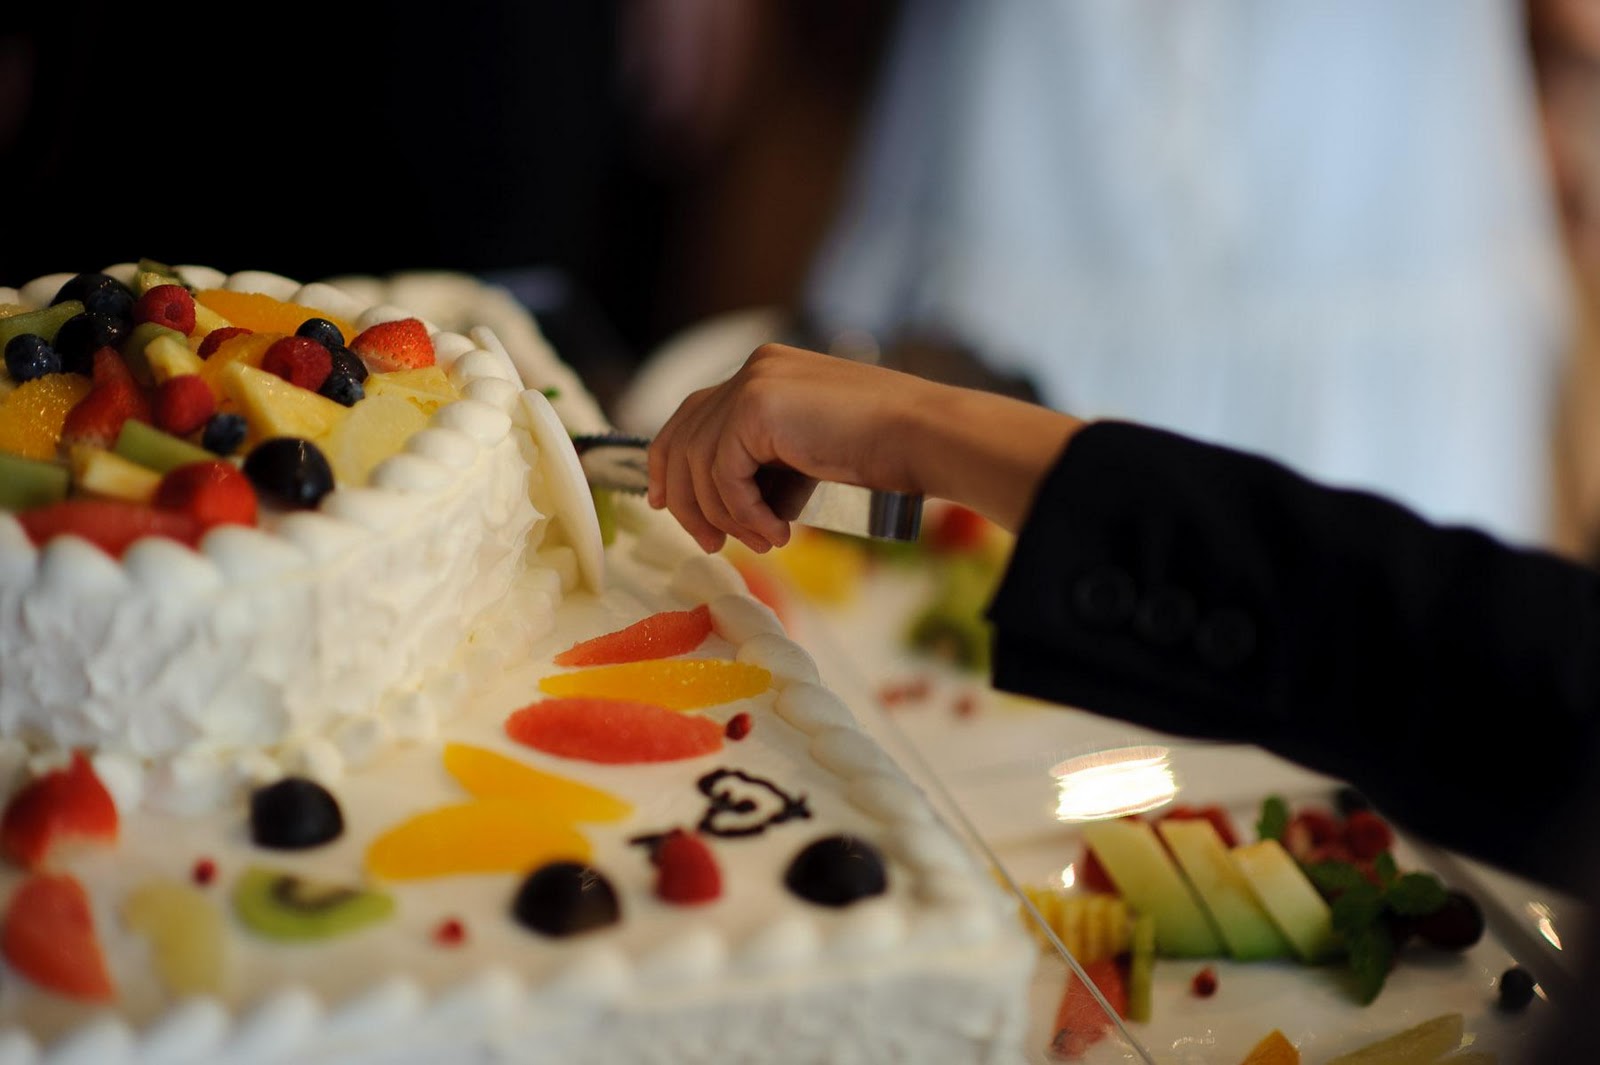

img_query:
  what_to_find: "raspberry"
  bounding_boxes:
[1283,807,1341,860]
[134,284,196,334]
[261,336,333,393]
[154,374,216,436]
[1343,810,1395,860]
[725,712,753,740]
[652,828,721,904]
[155,461,258,531]
[197,326,253,360]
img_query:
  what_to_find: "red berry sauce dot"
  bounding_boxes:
[192,857,217,886]
[725,712,753,741]
[434,918,467,947]
[1190,966,1218,998]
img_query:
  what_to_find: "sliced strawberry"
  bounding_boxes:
[155,461,257,531]
[154,374,217,436]
[1049,958,1127,1060]
[2,873,114,1001]
[134,284,196,334]
[652,828,722,904]
[60,348,152,450]
[18,499,201,557]
[554,604,713,666]
[350,318,435,372]
[260,336,333,392]
[197,325,253,360]
[0,752,119,870]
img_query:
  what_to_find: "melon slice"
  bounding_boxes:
[1229,839,1340,963]
[1079,818,1224,957]
[1157,818,1293,961]
[1323,1012,1463,1065]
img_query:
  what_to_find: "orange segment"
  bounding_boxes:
[538,659,770,710]
[0,375,93,459]
[442,743,632,822]
[507,697,724,764]
[194,289,356,343]
[365,799,590,881]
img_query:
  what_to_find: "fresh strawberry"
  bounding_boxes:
[350,317,435,372]
[0,752,119,870]
[926,504,989,553]
[134,284,197,335]
[2,873,114,1001]
[652,828,722,904]
[154,374,216,436]
[197,325,253,360]
[18,499,201,557]
[261,335,333,392]
[1343,810,1395,861]
[60,348,151,449]
[155,461,257,530]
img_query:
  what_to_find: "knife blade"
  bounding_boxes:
[572,433,922,543]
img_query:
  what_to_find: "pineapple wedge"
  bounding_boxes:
[364,367,459,417]
[316,393,429,487]
[144,334,206,384]
[224,361,350,444]
[71,446,162,503]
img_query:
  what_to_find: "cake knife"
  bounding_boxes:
[573,433,923,543]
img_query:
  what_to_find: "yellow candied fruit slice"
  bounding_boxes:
[538,659,772,711]
[769,527,867,604]
[121,880,226,996]
[0,374,93,460]
[194,289,356,342]
[442,743,632,822]
[365,799,591,881]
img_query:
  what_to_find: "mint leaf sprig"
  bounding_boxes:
[1304,853,1449,1004]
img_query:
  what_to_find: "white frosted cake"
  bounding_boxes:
[0,267,1035,1063]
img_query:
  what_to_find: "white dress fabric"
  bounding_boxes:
[804,0,1572,547]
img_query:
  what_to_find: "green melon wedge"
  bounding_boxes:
[1230,839,1341,963]
[1157,818,1293,961]
[1080,818,1224,958]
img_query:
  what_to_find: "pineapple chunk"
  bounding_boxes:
[364,367,459,416]
[224,361,350,444]
[71,446,162,503]
[316,392,429,487]
[144,334,206,384]
[190,301,233,343]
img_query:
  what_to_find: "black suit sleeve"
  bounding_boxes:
[986,421,1600,893]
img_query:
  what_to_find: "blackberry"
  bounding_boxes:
[201,413,248,456]
[296,317,345,350]
[4,335,61,382]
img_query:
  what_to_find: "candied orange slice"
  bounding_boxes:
[538,659,770,710]
[1240,1029,1300,1065]
[194,290,356,343]
[554,604,713,667]
[507,697,724,763]
[0,375,93,460]
[365,799,590,881]
[770,528,867,604]
[442,743,632,822]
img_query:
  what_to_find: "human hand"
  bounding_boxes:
[646,344,1083,553]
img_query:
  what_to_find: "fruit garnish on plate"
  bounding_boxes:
[2,873,114,1001]
[553,603,713,667]
[506,697,725,764]
[0,751,119,869]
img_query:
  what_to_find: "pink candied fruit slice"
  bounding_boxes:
[553,603,714,667]
[2,873,114,1002]
[537,659,770,711]
[506,697,724,764]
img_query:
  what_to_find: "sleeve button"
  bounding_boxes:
[1073,565,1137,627]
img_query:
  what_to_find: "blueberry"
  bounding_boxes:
[250,776,345,850]
[80,282,135,322]
[4,335,62,382]
[329,344,368,383]
[51,272,121,306]
[53,312,129,375]
[783,834,888,907]
[318,371,364,407]
[297,317,345,350]
[201,412,248,456]
[512,861,620,937]
[1498,966,1537,1011]
[244,437,335,509]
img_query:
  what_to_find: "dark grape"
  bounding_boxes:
[1413,890,1485,951]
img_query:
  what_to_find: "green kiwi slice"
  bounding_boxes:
[232,866,394,942]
